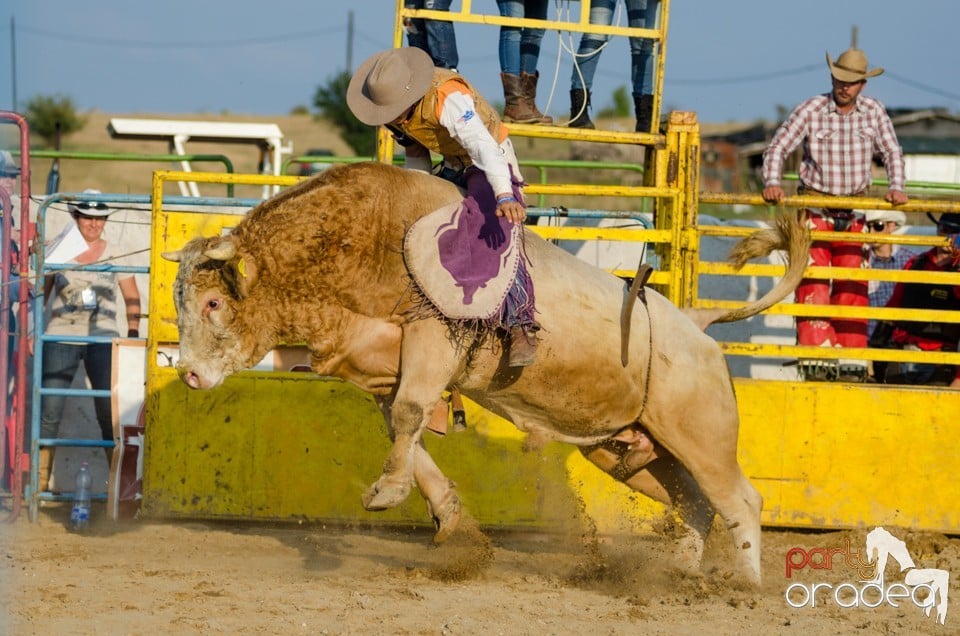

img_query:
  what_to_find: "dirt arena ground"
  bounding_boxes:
[1,503,956,635]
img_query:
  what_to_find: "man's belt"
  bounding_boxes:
[797,185,868,231]
[798,185,869,219]
[798,185,866,212]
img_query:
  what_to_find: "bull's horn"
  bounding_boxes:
[203,237,238,261]
[160,250,182,262]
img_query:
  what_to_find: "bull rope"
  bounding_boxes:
[621,263,655,423]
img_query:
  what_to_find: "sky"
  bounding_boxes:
[1,0,959,127]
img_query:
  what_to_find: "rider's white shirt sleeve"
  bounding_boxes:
[438,90,514,195]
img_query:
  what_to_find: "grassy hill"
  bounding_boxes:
[10,110,654,210]
[12,110,355,201]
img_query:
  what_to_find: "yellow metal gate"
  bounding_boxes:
[141,0,960,533]
[144,119,960,534]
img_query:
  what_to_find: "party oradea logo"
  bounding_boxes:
[784,526,949,625]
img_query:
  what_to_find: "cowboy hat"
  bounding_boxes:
[826,48,884,83]
[0,150,21,177]
[926,212,960,234]
[863,209,906,227]
[347,48,435,126]
[68,188,112,217]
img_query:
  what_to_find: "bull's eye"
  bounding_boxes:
[207,299,222,311]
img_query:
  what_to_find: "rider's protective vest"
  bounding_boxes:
[400,69,506,169]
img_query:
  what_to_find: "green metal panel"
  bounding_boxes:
[143,368,654,530]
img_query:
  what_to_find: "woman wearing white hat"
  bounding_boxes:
[863,209,912,361]
[37,190,141,489]
[864,209,911,319]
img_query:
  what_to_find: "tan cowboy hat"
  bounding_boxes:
[347,48,435,126]
[825,48,884,82]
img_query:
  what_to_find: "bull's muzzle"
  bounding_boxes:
[176,364,204,390]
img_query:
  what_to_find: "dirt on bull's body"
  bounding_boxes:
[1,506,957,635]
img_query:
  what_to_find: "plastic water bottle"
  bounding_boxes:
[70,462,92,532]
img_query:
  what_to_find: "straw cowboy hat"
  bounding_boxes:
[347,47,436,126]
[825,48,884,82]
[68,188,112,217]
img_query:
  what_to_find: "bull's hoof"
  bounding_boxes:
[672,527,706,574]
[427,491,462,544]
[361,480,411,511]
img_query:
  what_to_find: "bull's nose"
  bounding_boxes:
[177,365,202,390]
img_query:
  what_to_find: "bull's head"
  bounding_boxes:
[162,235,269,390]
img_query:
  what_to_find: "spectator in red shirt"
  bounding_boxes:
[761,47,908,381]
[875,213,960,387]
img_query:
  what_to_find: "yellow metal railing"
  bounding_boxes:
[149,153,960,377]
[146,153,960,533]
[693,193,960,370]
[382,0,671,158]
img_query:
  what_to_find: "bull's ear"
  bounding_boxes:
[203,236,238,261]
[233,256,257,298]
[161,250,182,262]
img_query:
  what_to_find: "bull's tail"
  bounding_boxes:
[682,213,810,331]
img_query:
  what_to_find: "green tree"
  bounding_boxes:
[24,94,87,147]
[312,71,376,157]
[597,85,632,118]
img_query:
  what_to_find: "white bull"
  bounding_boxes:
[163,162,810,586]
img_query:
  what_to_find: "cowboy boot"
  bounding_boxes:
[633,93,655,132]
[501,73,538,124]
[520,71,553,125]
[568,89,594,129]
[508,325,538,368]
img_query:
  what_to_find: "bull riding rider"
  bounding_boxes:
[346,47,539,367]
[761,46,908,382]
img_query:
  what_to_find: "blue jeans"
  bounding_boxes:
[405,0,459,70]
[40,342,114,442]
[570,0,660,95]
[497,0,549,76]
[899,362,956,386]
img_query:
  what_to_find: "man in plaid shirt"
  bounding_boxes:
[761,47,908,380]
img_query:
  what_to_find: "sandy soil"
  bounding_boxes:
[2,503,956,635]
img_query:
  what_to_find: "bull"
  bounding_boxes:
[162,162,809,586]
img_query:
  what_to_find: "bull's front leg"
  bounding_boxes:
[366,396,463,543]
[362,319,460,512]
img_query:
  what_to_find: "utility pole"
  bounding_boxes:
[851,25,858,49]
[10,16,17,110]
[346,10,354,73]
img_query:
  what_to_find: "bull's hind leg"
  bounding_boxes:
[362,319,460,513]
[643,394,764,586]
[579,443,716,573]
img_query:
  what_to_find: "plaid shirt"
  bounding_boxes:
[762,93,906,195]
[868,245,914,337]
